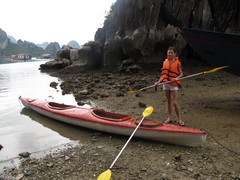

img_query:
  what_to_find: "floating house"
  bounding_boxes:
[11,53,32,60]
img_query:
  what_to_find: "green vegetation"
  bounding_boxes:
[0,40,46,57]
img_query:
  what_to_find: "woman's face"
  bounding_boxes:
[167,50,176,60]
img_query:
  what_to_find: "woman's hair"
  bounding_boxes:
[168,46,177,54]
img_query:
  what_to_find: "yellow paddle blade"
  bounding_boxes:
[203,66,228,74]
[127,88,143,94]
[142,106,154,117]
[97,169,111,180]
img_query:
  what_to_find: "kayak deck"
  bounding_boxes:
[19,96,207,147]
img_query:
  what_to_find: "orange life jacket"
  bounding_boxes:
[160,58,181,87]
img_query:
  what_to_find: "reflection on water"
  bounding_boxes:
[20,107,95,141]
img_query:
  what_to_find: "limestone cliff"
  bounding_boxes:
[95,0,239,66]
[42,0,239,71]
[0,28,9,50]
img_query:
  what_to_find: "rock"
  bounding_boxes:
[65,156,70,161]
[16,173,24,180]
[19,152,31,158]
[174,154,182,162]
[40,59,72,71]
[77,101,85,106]
[78,41,103,68]
[135,93,141,97]
[116,92,124,97]
[126,64,142,73]
[138,102,146,108]
[50,81,58,89]
[100,92,109,98]
[56,45,71,60]
[161,173,169,180]
[79,89,89,95]
[46,163,54,167]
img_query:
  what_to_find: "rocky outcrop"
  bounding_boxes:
[78,41,103,68]
[40,42,103,71]
[40,45,72,71]
[95,0,239,66]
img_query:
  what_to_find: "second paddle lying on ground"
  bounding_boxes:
[97,106,154,180]
[127,66,228,94]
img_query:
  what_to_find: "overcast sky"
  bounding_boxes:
[1,0,116,45]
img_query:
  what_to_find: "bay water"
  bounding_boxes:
[0,61,87,172]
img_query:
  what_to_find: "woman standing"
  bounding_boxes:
[155,47,184,126]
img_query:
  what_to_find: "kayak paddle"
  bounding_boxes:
[97,106,154,180]
[127,66,228,94]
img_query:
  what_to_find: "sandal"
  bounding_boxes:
[164,119,172,124]
[179,120,185,126]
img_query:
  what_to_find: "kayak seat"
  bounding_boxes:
[92,109,131,121]
[135,119,162,127]
[47,102,76,110]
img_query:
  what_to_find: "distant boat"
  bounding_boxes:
[181,27,240,75]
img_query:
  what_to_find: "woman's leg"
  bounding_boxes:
[164,90,172,123]
[171,90,184,125]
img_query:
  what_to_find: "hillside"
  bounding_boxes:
[1,40,46,57]
[0,28,62,58]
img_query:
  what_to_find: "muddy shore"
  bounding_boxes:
[1,59,240,179]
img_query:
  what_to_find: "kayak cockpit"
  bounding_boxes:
[47,102,76,110]
[92,109,131,122]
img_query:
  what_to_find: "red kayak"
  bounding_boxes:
[19,96,207,147]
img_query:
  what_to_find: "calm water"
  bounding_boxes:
[0,61,88,172]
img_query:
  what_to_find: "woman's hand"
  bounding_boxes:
[172,77,179,81]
